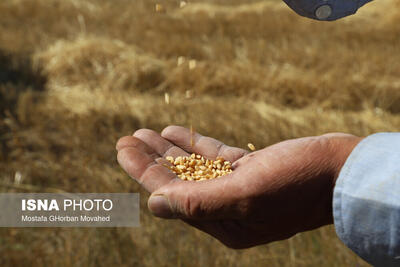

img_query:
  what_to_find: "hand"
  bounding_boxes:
[116,126,362,248]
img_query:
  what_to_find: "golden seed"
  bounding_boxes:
[180,1,187,8]
[163,153,233,181]
[155,3,163,12]
[188,59,196,70]
[164,92,170,104]
[177,56,185,66]
[248,143,256,151]
[185,90,193,99]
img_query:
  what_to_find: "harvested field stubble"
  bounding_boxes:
[0,0,399,266]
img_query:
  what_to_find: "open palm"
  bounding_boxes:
[117,126,361,248]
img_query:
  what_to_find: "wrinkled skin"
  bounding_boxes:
[116,126,362,249]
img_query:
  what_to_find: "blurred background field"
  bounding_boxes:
[1,0,399,266]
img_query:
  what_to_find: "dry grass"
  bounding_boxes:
[1,0,399,266]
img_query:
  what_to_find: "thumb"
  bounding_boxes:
[147,177,241,220]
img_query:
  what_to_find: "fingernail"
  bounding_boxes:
[148,194,173,218]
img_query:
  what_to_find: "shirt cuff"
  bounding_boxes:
[333,133,400,266]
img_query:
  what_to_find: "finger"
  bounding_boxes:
[117,147,177,192]
[116,136,159,159]
[161,125,248,162]
[140,158,178,192]
[147,173,246,220]
[134,129,190,158]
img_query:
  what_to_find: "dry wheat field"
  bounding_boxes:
[1,0,400,266]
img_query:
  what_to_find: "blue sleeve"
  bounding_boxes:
[333,133,400,266]
[282,0,373,21]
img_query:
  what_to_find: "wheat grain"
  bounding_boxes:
[180,1,187,8]
[188,59,197,70]
[248,143,256,151]
[155,3,163,12]
[177,56,185,66]
[164,92,170,104]
[164,153,232,181]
